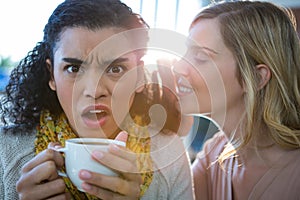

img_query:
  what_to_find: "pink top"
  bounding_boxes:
[192,132,300,200]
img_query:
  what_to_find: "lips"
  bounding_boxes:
[81,105,109,128]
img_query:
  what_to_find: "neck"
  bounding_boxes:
[210,108,244,138]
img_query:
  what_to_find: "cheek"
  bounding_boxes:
[111,75,137,124]
[190,68,213,109]
[54,79,75,121]
[219,67,244,109]
[191,64,233,114]
[225,76,244,104]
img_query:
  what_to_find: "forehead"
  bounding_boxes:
[54,27,139,63]
[188,18,225,53]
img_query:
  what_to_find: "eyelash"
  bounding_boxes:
[187,49,208,64]
[106,64,126,75]
[65,64,82,74]
[63,63,127,78]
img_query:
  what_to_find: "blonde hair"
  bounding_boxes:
[191,1,300,162]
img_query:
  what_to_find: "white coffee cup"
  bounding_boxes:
[56,138,126,191]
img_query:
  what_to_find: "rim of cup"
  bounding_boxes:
[66,138,126,147]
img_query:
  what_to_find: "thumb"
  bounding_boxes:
[114,131,128,143]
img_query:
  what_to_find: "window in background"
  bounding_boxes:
[122,0,202,35]
[122,0,203,72]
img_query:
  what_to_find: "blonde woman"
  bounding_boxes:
[173,1,300,199]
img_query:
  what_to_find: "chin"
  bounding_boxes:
[75,127,107,138]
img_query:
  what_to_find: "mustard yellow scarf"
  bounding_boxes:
[35,110,153,199]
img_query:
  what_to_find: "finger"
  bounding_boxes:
[114,131,128,143]
[79,170,141,198]
[157,59,171,78]
[151,70,159,84]
[34,161,61,183]
[17,160,60,192]
[91,152,142,187]
[21,149,64,173]
[47,192,71,200]
[157,58,176,91]
[92,146,138,173]
[17,178,66,200]
[151,71,161,102]
[109,143,135,161]
[48,142,63,149]
[36,178,66,199]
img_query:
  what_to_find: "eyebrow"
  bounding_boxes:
[186,41,219,55]
[102,57,129,65]
[62,57,84,65]
[62,57,129,66]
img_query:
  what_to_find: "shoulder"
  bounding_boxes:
[191,131,227,199]
[0,126,36,160]
[0,126,36,200]
[149,131,192,183]
[192,131,227,171]
[197,131,227,160]
[0,125,36,144]
[145,132,194,200]
[150,130,189,168]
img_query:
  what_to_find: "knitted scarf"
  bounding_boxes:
[35,110,153,199]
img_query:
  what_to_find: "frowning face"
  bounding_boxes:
[48,27,144,139]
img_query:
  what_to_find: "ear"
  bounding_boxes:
[256,64,271,90]
[46,59,56,91]
[135,61,145,93]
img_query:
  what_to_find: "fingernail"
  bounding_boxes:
[93,151,103,159]
[82,182,92,191]
[80,170,92,179]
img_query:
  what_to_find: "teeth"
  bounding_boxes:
[179,86,193,93]
[89,110,104,114]
[177,77,193,94]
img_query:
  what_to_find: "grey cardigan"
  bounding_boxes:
[0,128,195,200]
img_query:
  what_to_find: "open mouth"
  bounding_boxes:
[176,77,193,95]
[177,85,193,94]
[82,109,106,120]
[81,108,108,128]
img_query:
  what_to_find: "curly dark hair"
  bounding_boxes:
[0,0,153,133]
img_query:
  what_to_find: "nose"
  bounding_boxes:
[172,58,190,77]
[83,73,107,99]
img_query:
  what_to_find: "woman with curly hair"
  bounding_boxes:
[0,0,194,199]
[172,1,300,199]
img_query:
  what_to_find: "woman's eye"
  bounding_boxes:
[188,49,209,64]
[66,65,80,73]
[106,65,125,74]
[195,51,209,62]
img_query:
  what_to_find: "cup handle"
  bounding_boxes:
[53,147,68,178]
[57,171,68,177]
